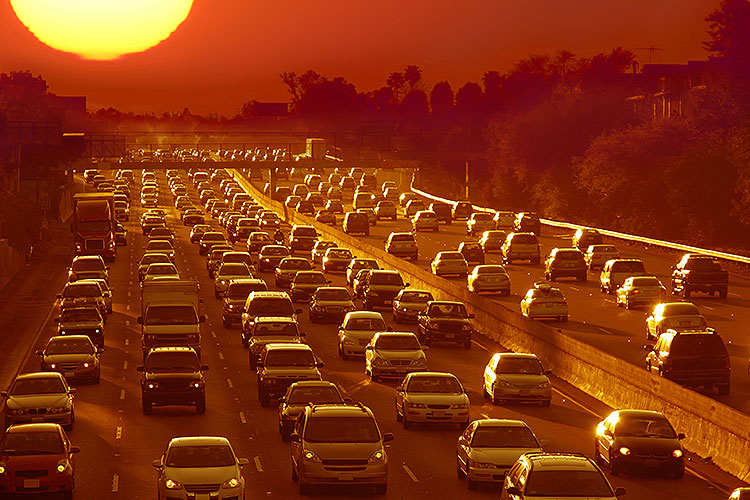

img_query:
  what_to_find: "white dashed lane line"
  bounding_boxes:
[122,360,128,370]
[115,427,122,439]
[402,464,419,482]
[227,378,233,389]
[239,412,247,424]
[218,352,224,360]
[254,456,263,472]
[119,389,125,400]
[111,474,119,493]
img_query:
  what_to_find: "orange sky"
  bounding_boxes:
[0,0,716,115]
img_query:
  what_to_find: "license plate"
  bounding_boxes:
[445,333,455,339]
[487,277,499,282]
[432,410,445,417]
[31,417,44,423]
[23,479,40,489]
[520,390,530,396]
[64,371,75,378]
[338,473,354,481]
[644,459,659,468]
[679,321,691,326]
[544,303,554,308]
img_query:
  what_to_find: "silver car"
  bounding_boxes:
[395,372,469,428]
[153,436,249,500]
[2,372,76,430]
[338,311,387,359]
[391,289,434,323]
[482,353,552,406]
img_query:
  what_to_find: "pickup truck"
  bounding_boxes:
[671,254,729,299]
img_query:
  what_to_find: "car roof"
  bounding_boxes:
[426,300,463,306]
[524,453,597,471]
[168,436,231,447]
[475,419,531,429]
[249,291,290,298]
[405,371,457,379]
[371,269,400,275]
[496,352,540,360]
[148,347,198,354]
[48,335,93,342]
[289,380,339,389]
[15,372,65,381]
[344,311,384,320]
[305,403,374,418]
[611,409,668,420]
[264,343,313,351]
[255,316,297,324]
[6,423,63,434]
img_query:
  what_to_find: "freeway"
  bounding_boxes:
[0,169,733,498]
[259,171,750,416]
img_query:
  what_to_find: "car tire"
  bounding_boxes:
[683,286,691,299]
[719,289,728,299]
[402,413,412,429]
[196,396,206,414]
[375,483,387,495]
[541,399,551,407]
[92,370,101,384]
[142,398,152,415]
[298,478,309,495]
[456,458,466,479]
[490,387,501,406]
[339,344,350,361]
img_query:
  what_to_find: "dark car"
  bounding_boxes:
[115,222,127,246]
[190,224,212,244]
[645,328,731,395]
[37,335,103,384]
[295,199,316,216]
[256,343,323,407]
[572,228,603,251]
[55,306,104,348]
[458,241,485,265]
[544,247,587,281]
[430,202,453,224]
[246,316,306,369]
[241,291,301,349]
[346,258,380,287]
[452,201,474,221]
[343,211,370,236]
[138,347,208,415]
[222,278,268,329]
[595,409,686,478]
[198,232,228,255]
[670,253,729,299]
[514,211,541,234]
[275,257,313,288]
[288,225,319,253]
[290,271,330,302]
[278,381,348,440]
[417,301,474,348]
[362,270,409,310]
[257,245,291,272]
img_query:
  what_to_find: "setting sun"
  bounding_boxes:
[9,0,193,60]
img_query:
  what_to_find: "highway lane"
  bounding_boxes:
[3,169,730,499]
[260,171,750,415]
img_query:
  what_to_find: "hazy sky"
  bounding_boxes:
[0,0,716,115]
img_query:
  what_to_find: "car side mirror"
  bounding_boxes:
[386,326,393,332]
[677,433,686,440]
[468,313,474,318]
[344,397,353,403]
[290,433,301,442]
[137,316,144,324]
[152,460,163,469]
[299,331,307,337]
[544,370,551,375]
[404,283,410,287]
[615,487,626,497]
[506,486,522,496]
[69,388,77,394]
[382,433,394,443]
[199,315,207,323]
[317,361,325,368]
[104,292,111,297]
[97,348,105,354]
[69,446,80,454]
[56,294,62,299]
[54,318,60,323]
[136,366,144,372]
[237,457,250,466]
[201,365,210,371]
[35,349,44,356]
[421,345,429,351]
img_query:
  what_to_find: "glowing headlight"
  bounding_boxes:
[221,477,240,489]
[83,362,90,368]
[468,458,495,469]
[56,463,67,473]
[538,381,550,388]
[618,447,631,456]
[369,449,385,462]
[451,403,469,409]
[410,358,427,367]
[673,449,683,458]
[49,363,57,369]
[406,402,425,408]
[147,382,159,389]
[303,450,321,462]
[0,466,5,474]
[165,479,182,490]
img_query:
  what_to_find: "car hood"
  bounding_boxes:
[496,374,549,386]
[375,349,424,360]
[405,393,467,405]
[468,446,542,467]
[6,394,70,409]
[306,442,382,461]
[44,353,97,364]
[615,436,682,454]
[1,454,63,470]
[165,465,238,485]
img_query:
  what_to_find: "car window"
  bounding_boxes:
[346,317,386,330]
[247,298,293,315]
[615,417,675,438]
[428,303,467,317]
[288,386,343,405]
[254,322,298,336]
[612,261,645,273]
[315,289,351,301]
[400,291,433,302]
[631,277,660,286]
[684,259,721,271]
[328,249,352,259]
[662,303,700,316]
[262,247,289,256]
[470,426,538,448]
[391,234,414,242]
[218,264,250,276]
[166,445,235,467]
[512,234,537,244]
[63,284,101,297]
[265,349,314,367]
[2,431,64,455]
[304,416,380,443]
[524,470,613,497]
[146,352,200,372]
[375,335,420,350]
[496,358,544,375]
[670,335,726,356]
[11,377,66,395]
[406,376,461,394]
[295,273,327,284]
[47,338,95,355]
[280,260,311,270]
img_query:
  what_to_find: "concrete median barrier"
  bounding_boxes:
[230,169,750,483]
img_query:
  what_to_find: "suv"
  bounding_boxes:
[467,212,495,236]
[514,212,541,235]
[256,343,323,407]
[278,381,348,440]
[288,225,319,253]
[501,453,625,500]
[384,232,418,261]
[222,278,267,328]
[599,258,647,293]
[412,210,439,232]
[645,328,730,395]
[502,232,540,264]
[417,301,474,348]
[429,202,452,224]
[544,248,587,281]
[452,201,474,220]
[572,228,603,251]
[138,347,208,415]
[458,241,485,265]
[247,317,307,369]
[343,211,370,235]
[362,270,409,310]
[290,403,393,494]
[240,291,300,345]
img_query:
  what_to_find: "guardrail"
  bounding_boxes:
[410,184,750,265]
[232,168,750,483]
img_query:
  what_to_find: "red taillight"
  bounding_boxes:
[614,254,621,258]
[632,290,640,295]
[412,243,417,247]
[663,358,673,370]
[725,358,731,370]
[388,244,394,249]
[593,254,600,258]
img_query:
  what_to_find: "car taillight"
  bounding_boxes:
[700,318,707,328]
[632,290,640,295]
[412,243,417,247]
[593,254,600,258]
[724,357,731,370]
[388,244,394,249]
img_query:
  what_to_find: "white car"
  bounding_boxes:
[395,372,469,429]
[468,265,510,294]
[431,251,469,277]
[520,282,568,321]
[337,311,387,359]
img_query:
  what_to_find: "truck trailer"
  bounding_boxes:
[72,192,116,261]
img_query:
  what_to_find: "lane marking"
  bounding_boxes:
[480,413,490,419]
[119,389,125,400]
[598,327,613,335]
[126,304,130,311]
[125,320,130,327]
[124,339,129,346]
[254,456,263,472]
[702,305,714,311]
[111,473,119,493]
[122,360,128,370]
[402,464,419,482]
[346,379,369,396]
[115,426,122,439]
[218,352,224,360]
[471,340,490,352]
[570,286,580,292]
[239,411,247,424]
[227,378,234,388]
[729,292,740,298]
[211,331,217,338]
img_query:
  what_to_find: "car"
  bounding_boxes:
[148,226,174,243]
[362,269,409,310]
[138,347,208,414]
[240,291,301,349]
[214,263,253,298]
[114,200,129,221]
[395,371,470,429]
[493,210,516,230]
[544,247,587,281]
[594,409,685,478]
[417,301,474,348]
[115,221,127,246]
[572,228,603,251]
[142,262,180,283]
[285,195,301,208]
[356,207,377,226]
[309,286,355,323]
[599,258,647,293]
[57,281,108,318]
[383,186,399,201]
[375,200,397,220]
[467,212,495,236]
[288,225,319,253]
[390,289,433,323]
[353,191,375,211]
[468,264,511,294]
[245,316,306,368]
[141,214,165,235]
[37,335,103,383]
[182,209,205,226]
[365,332,428,381]
[79,278,112,312]
[138,253,172,281]
[153,436,248,499]
[645,302,707,340]
[384,232,418,261]
[458,241,485,265]
[2,372,76,429]
[431,251,469,277]
[343,211,370,235]
[483,352,552,406]
[290,270,329,302]
[67,255,109,283]
[55,304,105,348]
[345,258,379,287]
[315,209,337,225]
[729,488,750,500]
[207,247,235,278]
[429,202,452,224]
[274,257,313,288]
[324,199,344,213]
[145,239,176,262]
[337,311,388,359]
[230,218,259,242]
[478,230,507,253]
[222,278,268,328]
[412,210,439,232]
[513,212,541,234]
[198,232,228,255]
[457,419,544,489]
[501,452,625,500]
[189,224,212,243]
[0,423,79,498]
[278,381,348,440]
[405,199,426,218]
[290,403,392,494]
[256,343,323,407]
[520,281,568,321]
[311,240,337,264]
[670,253,729,299]
[327,186,343,200]
[399,191,417,207]
[616,275,667,309]
[295,199,315,216]
[452,201,474,220]
[322,247,353,272]
[501,232,540,264]
[219,251,255,271]
[257,245,291,272]
[584,244,620,270]
[645,328,730,394]
[246,231,273,253]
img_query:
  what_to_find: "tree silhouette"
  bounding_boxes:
[430,81,454,114]
[386,72,405,103]
[403,65,423,90]
[455,82,484,115]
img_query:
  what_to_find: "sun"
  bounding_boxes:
[10,0,194,60]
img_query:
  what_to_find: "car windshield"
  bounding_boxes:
[496,358,544,375]
[512,234,537,244]
[218,264,250,276]
[471,426,539,448]
[202,233,224,242]
[46,339,95,355]
[227,283,265,299]
[295,273,326,284]
[555,251,581,260]
[346,317,386,330]
[407,376,461,394]
[145,305,198,325]
[304,416,380,443]
[375,335,420,350]
[524,470,613,497]
[473,214,492,221]
[439,252,464,260]
[2,432,64,456]
[294,228,317,238]
[146,352,200,372]
[262,247,289,256]
[663,303,700,316]
[251,233,270,240]
[327,250,352,259]
[60,308,100,322]
[370,274,404,286]
[11,377,66,395]
[72,260,104,271]
[166,445,235,468]
[315,289,350,301]
[223,254,252,265]
[280,260,311,270]
[288,386,343,405]
[62,284,101,298]
[615,417,676,438]
[593,245,616,253]
[428,303,467,318]
[254,322,298,336]
[612,261,645,273]
[400,291,433,302]
[264,350,314,367]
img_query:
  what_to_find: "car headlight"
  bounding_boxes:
[49,363,57,369]
[468,458,494,469]
[220,280,227,284]
[60,330,66,335]
[221,477,240,489]
[372,357,388,367]
[538,380,550,388]
[191,381,203,389]
[303,450,321,462]
[56,460,68,473]
[462,324,472,331]
[406,402,425,408]
[497,379,514,388]
[7,409,26,416]
[369,449,386,462]
[146,382,159,390]
[672,449,683,458]
[165,478,183,490]
[411,358,427,367]
[83,362,90,368]
[0,465,5,474]
[342,338,355,345]
[618,447,631,456]
[227,304,235,310]
[451,403,469,409]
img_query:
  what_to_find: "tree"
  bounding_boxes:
[429,81,454,114]
[400,90,429,118]
[455,82,484,115]
[386,72,405,104]
[403,65,423,90]
[705,0,750,66]
[0,71,52,121]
